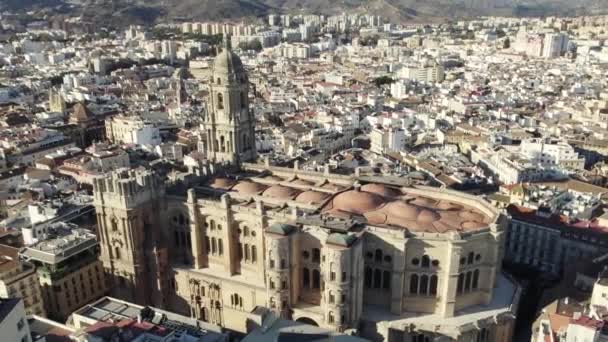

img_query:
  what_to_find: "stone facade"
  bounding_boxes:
[92,40,519,342]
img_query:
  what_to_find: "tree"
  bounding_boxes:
[373,76,394,88]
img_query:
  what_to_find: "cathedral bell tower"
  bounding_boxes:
[203,36,256,164]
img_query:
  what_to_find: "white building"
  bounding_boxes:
[543,33,569,58]
[520,138,585,170]
[370,126,405,154]
[0,298,31,342]
[105,115,162,146]
[399,60,445,83]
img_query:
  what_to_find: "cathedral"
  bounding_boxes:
[92,39,520,342]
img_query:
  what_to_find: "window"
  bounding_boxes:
[467,252,474,265]
[270,280,275,289]
[313,269,321,289]
[420,275,429,295]
[280,259,286,269]
[364,267,372,288]
[251,245,257,263]
[330,272,336,281]
[269,258,275,268]
[303,268,310,288]
[238,243,243,260]
[432,260,440,267]
[302,251,310,259]
[329,291,335,303]
[421,255,430,268]
[217,78,221,85]
[472,269,480,290]
[430,275,438,295]
[111,218,118,231]
[217,93,223,109]
[410,274,419,294]
[241,92,247,108]
[114,247,121,260]
[282,281,287,290]
[373,269,382,289]
[211,238,217,254]
[17,318,24,331]
[205,237,210,255]
[375,249,383,262]
[328,311,334,324]
[341,272,346,282]
[244,244,250,260]
[475,254,482,262]
[243,226,249,236]
[465,271,472,292]
[382,271,391,290]
[384,255,392,263]
[412,258,420,266]
[312,248,321,263]
[457,273,464,294]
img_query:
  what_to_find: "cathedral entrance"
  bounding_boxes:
[296,317,319,326]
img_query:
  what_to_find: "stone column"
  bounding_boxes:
[187,189,204,269]
[439,236,464,318]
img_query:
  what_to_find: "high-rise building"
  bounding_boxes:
[0,245,45,317]
[0,298,31,342]
[20,228,107,321]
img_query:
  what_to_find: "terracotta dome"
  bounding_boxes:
[263,175,284,182]
[232,181,268,195]
[436,201,464,211]
[378,200,420,220]
[330,190,385,214]
[209,177,237,190]
[461,221,486,230]
[410,197,438,207]
[290,178,315,186]
[361,183,401,198]
[459,210,485,222]
[417,209,441,223]
[321,182,345,191]
[295,191,329,204]
[263,185,301,200]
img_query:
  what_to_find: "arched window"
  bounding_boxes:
[375,249,383,262]
[303,268,310,288]
[201,307,208,321]
[465,271,472,292]
[111,218,118,231]
[280,259,286,269]
[364,267,372,288]
[472,269,480,289]
[382,270,391,289]
[217,93,223,109]
[420,275,429,295]
[373,269,382,289]
[217,78,221,85]
[410,274,419,294]
[241,92,247,109]
[114,247,121,260]
[218,238,223,255]
[251,245,257,263]
[457,273,464,294]
[467,252,474,265]
[244,244,250,260]
[210,220,216,230]
[421,255,430,268]
[329,291,335,303]
[205,237,210,255]
[243,226,249,236]
[211,237,217,254]
[220,136,225,152]
[313,269,321,289]
[238,242,243,260]
[430,275,438,295]
[328,311,334,324]
[312,248,320,263]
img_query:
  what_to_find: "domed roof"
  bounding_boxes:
[209,177,237,190]
[417,209,441,223]
[295,190,329,204]
[459,210,485,222]
[290,178,315,186]
[361,183,401,198]
[213,39,244,76]
[461,221,486,230]
[327,233,357,247]
[330,190,385,214]
[232,181,268,195]
[378,200,420,220]
[436,201,464,211]
[263,185,301,200]
[267,223,296,236]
